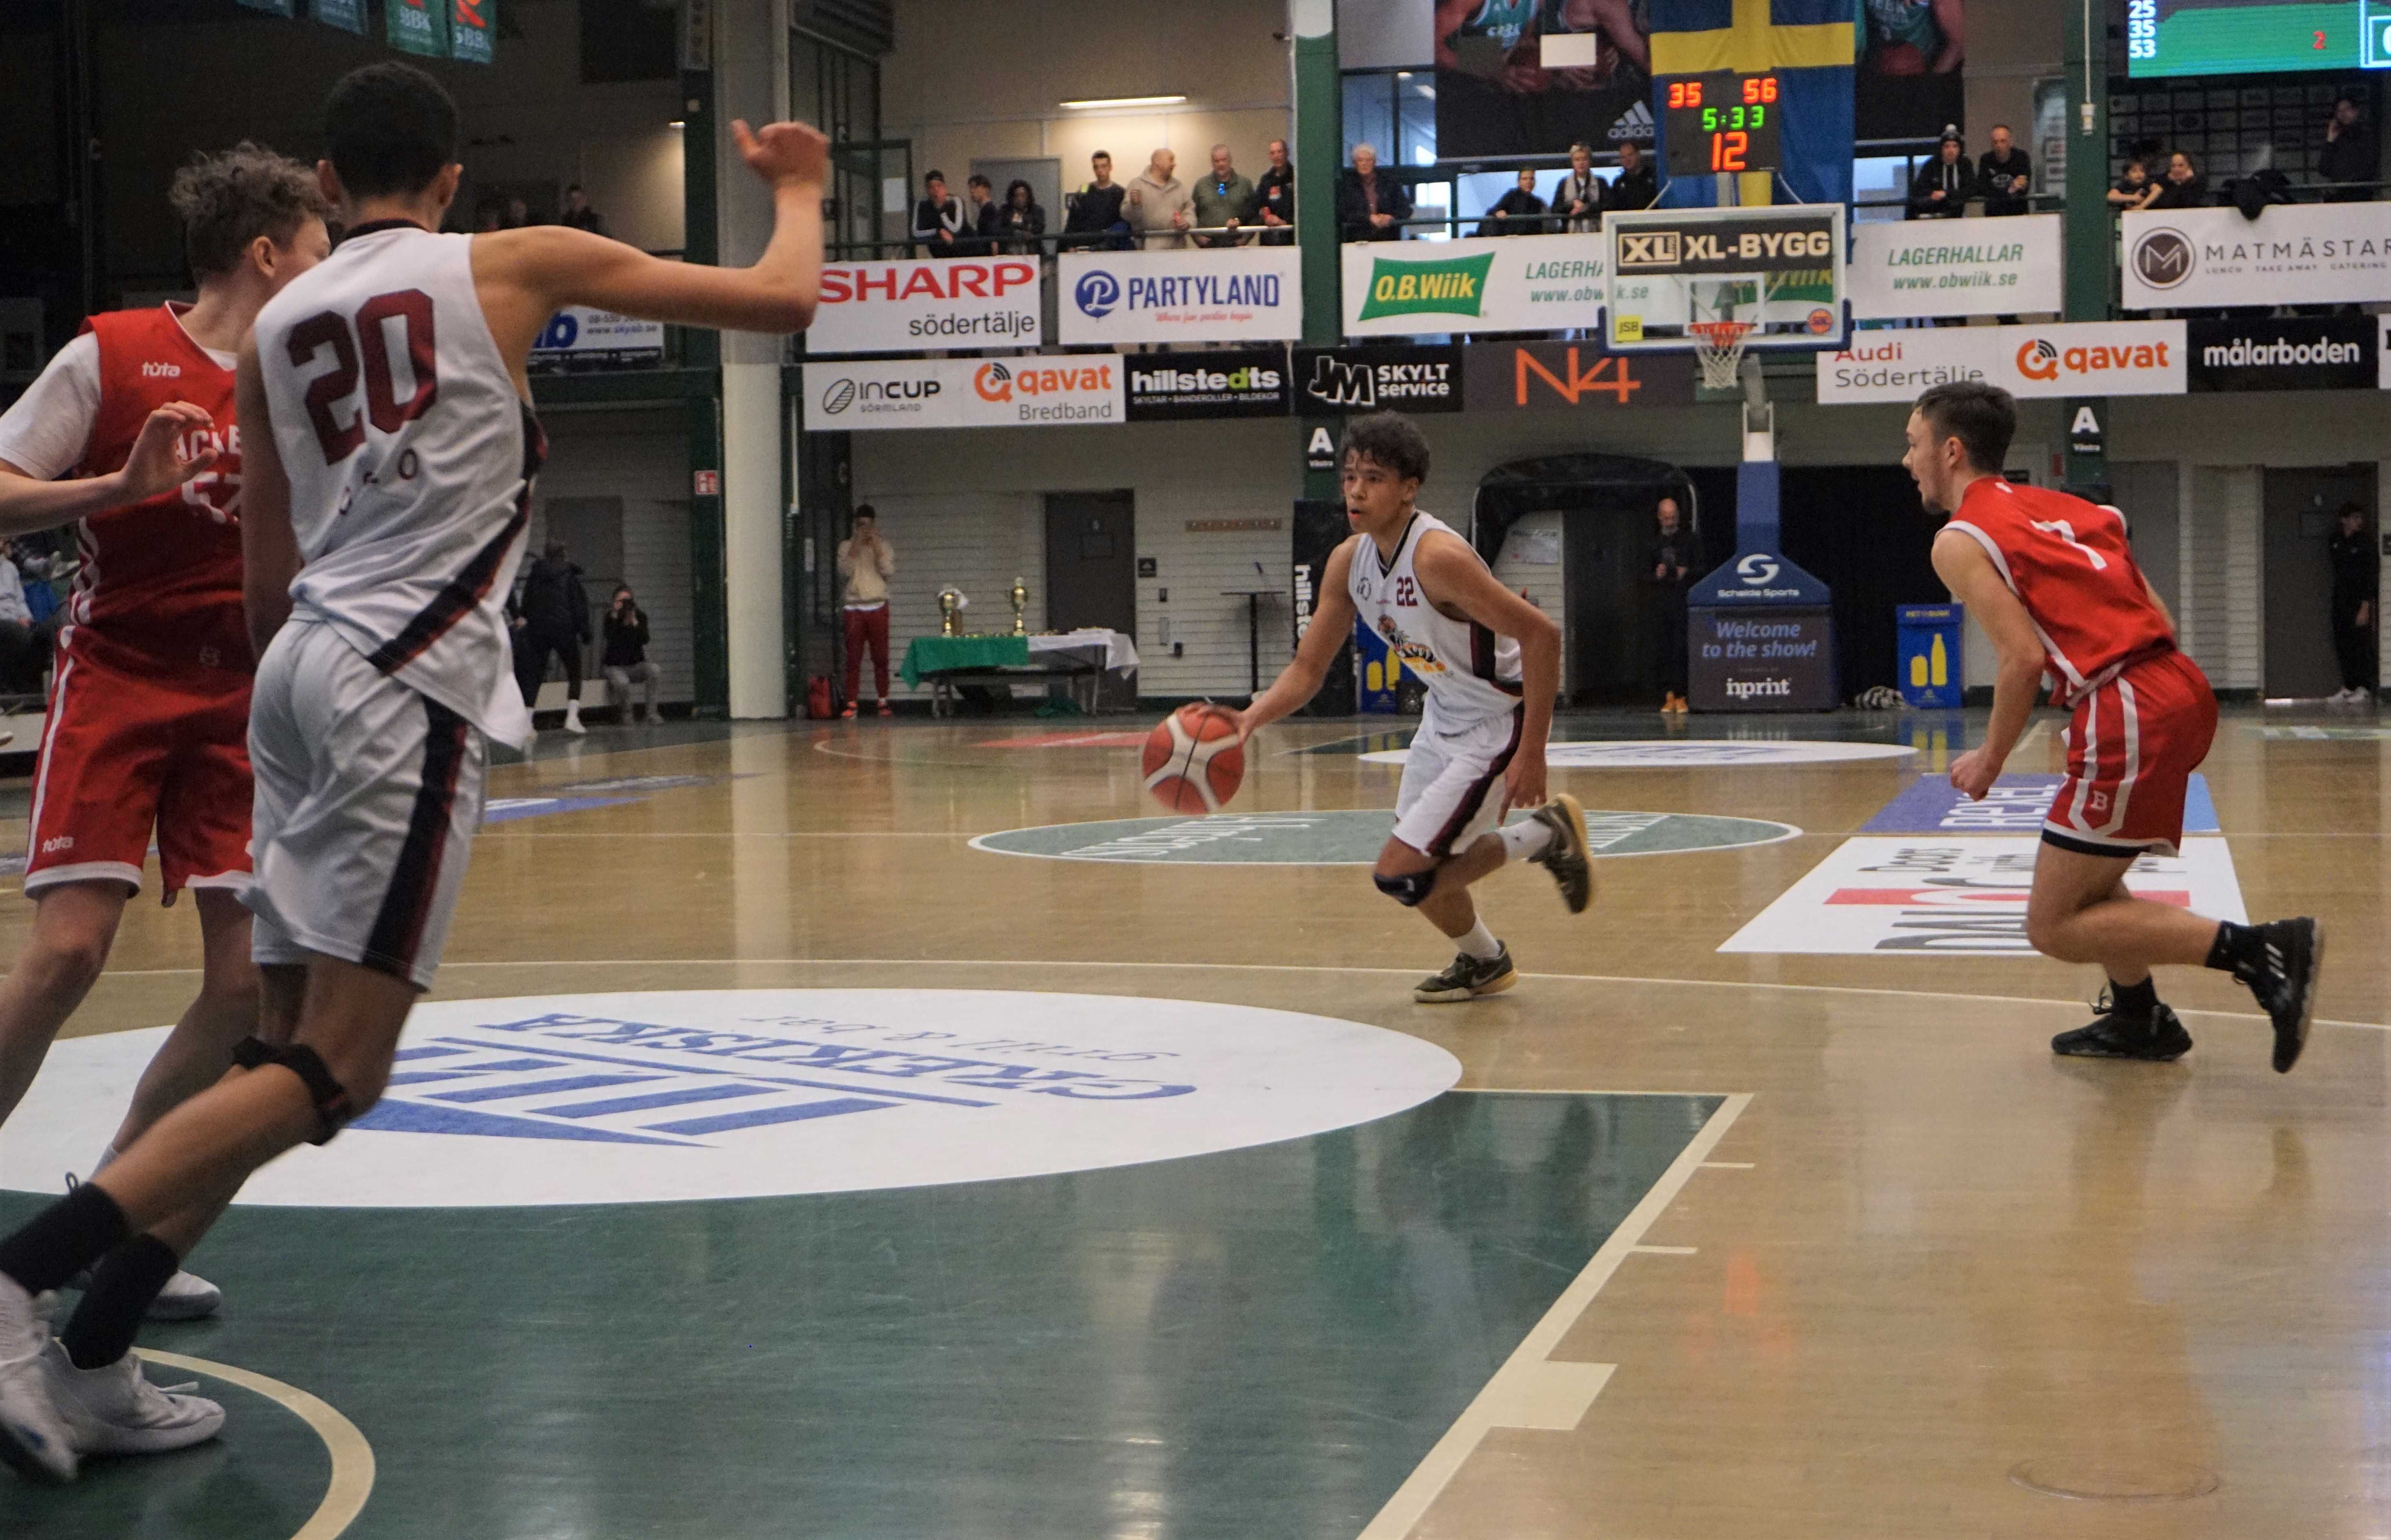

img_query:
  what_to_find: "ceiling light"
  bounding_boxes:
[1059,95,1189,110]
[668,120,685,128]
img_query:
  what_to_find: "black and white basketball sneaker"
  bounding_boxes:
[2051,994,2193,1062]
[1526,795,1594,914]
[2239,918,2324,1074]
[1415,946,1517,1003]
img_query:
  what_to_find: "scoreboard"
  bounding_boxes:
[2127,0,2391,76]
[1658,72,1786,179]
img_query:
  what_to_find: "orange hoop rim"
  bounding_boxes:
[1686,319,1755,346]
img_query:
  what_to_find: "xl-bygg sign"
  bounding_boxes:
[1815,320,2187,403]
[1059,249,1301,345]
[808,257,1043,352]
[2124,205,2391,310]
[804,356,1122,430]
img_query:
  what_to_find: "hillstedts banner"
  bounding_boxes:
[1339,234,1606,338]
[1849,214,2063,320]
[386,0,449,56]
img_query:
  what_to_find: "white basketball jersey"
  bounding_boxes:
[1347,511,1523,724]
[254,221,541,747]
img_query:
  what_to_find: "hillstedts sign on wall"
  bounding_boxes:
[1849,214,2062,320]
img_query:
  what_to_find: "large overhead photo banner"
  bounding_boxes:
[1341,233,1606,338]
[808,257,1044,354]
[1849,213,2062,320]
[2123,204,2391,310]
[1058,249,1302,346]
[1434,0,1657,159]
[1816,320,2187,403]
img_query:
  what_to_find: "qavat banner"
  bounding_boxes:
[1815,320,2187,404]
[1340,233,1607,337]
[809,257,1044,353]
[2123,204,2391,310]
[1059,249,1302,345]
[802,356,1122,431]
[1849,213,2063,320]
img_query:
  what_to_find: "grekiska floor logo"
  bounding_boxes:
[0,991,1459,1208]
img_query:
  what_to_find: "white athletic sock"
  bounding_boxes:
[1498,818,1556,860]
[1455,920,1502,961]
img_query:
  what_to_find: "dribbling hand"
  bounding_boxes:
[1948,747,1999,801]
[118,403,217,503]
[733,119,831,191]
[1501,752,1548,818]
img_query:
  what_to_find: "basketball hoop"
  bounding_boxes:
[1687,319,1754,392]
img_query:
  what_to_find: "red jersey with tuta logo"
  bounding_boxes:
[66,305,249,675]
[1943,477,2174,704]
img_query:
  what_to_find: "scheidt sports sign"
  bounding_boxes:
[1815,321,2187,403]
[2123,203,2391,310]
[804,356,1122,431]
[1339,233,1607,337]
[1059,248,1301,345]
[808,257,1043,353]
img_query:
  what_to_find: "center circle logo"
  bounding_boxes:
[973,805,1803,863]
[821,378,856,414]
[2131,228,2194,290]
[1074,270,1121,318]
[0,991,1458,1208]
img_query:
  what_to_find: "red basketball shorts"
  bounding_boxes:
[2043,649,2216,860]
[24,642,254,902]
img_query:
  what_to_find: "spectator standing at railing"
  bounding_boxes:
[996,180,1045,255]
[1906,128,1973,218]
[1127,149,1193,249]
[962,174,1000,256]
[1063,151,1130,251]
[1977,125,2030,216]
[561,184,606,235]
[1256,139,1296,245]
[1604,140,1657,213]
[1338,144,1414,241]
[2319,95,2377,201]
[1554,141,1602,232]
[1476,168,1549,236]
[1192,145,1258,248]
[912,171,967,257]
[2149,151,2208,209]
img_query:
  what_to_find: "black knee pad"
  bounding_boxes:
[232,1038,354,1146]
[1373,868,1436,907]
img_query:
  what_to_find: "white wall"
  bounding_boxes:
[537,409,697,702]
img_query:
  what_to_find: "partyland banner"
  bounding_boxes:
[2123,203,2391,310]
[1849,213,2062,320]
[1341,233,1607,337]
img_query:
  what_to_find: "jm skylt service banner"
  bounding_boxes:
[1816,320,2187,404]
[803,356,1123,431]
[808,257,1044,353]
[1848,213,2062,320]
[1341,233,1607,338]
[2122,204,2391,311]
[1058,249,1302,346]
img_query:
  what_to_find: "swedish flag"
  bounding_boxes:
[1649,0,1854,207]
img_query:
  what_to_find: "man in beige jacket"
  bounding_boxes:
[837,506,896,717]
[1125,149,1193,249]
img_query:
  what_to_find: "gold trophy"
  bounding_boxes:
[1009,577,1028,636]
[937,587,969,637]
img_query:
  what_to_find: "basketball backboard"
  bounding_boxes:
[1603,203,1847,353]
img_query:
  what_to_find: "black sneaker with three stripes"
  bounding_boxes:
[2237,917,2324,1074]
[2051,992,2193,1062]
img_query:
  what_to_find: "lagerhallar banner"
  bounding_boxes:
[1340,233,1607,337]
[1849,213,2062,319]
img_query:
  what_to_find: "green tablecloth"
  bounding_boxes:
[899,634,1031,688]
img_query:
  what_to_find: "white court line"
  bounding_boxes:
[1702,1161,1756,1169]
[1354,1092,1753,1540]
[140,1351,373,1540]
[1630,1244,1697,1255]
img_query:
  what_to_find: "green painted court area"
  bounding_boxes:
[0,1092,1717,1540]
[973,808,1796,863]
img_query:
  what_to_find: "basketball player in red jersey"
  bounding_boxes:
[1904,381,2322,1070]
[0,148,328,1366]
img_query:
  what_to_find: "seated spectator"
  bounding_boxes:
[1977,124,2031,216]
[1191,144,1257,247]
[961,174,999,256]
[1126,149,1193,249]
[1337,143,1413,240]
[1256,138,1295,245]
[1604,139,1657,213]
[561,184,605,235]
[1063,150,1129,250]
[504,193,536,228]
[602,584,662,726]
[2149,150,2207,209]
[2107,157,2159,211]
[912,171,967,256]
[1476,168,1548,236]
[1553,141,1602,231]
[995,180,1046,254]
[2319,95,2377,201]
[1907,128,1973,218]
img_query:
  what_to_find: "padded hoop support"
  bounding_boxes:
[230,1037,354,1146]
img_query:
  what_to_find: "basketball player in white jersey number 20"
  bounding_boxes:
[0,62,830,1483]
[1237,413,1594,1002]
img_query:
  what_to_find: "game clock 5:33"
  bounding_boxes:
[1659,71,1784,179]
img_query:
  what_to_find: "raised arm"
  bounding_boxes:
[1933,527,2045,799]
[1237,539,1358,737]
[235,337,300,662]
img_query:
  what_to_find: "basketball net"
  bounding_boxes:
[1687,319,1754,393]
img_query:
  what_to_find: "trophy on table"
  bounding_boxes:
[1009,577,1028,636]
[936,587,969,636]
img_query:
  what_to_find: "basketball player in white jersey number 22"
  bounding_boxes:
[1237,412,1594,1002]
[0,62,829,1483]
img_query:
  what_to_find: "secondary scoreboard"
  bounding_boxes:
[2128,0,2391,75]
[1658,71,1785,178]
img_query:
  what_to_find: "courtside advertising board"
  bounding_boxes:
[1816,321,2187,404]
[804,356,1121,430]
[1340,233,1608,337]
[808,256,1044,352]
[1060,248,1302,345]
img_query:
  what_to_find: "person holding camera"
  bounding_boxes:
[838,506,896,717]
[602,584,661,725]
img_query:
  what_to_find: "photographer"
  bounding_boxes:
[838,506,896,717]
[602,584,661,725]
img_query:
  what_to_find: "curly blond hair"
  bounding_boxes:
[167,142,330,277]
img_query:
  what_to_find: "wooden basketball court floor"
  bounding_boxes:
[0,702,2382,1539]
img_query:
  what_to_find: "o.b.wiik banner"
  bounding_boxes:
[1340,233,1606,337]
[2122,203,2391,310]
[1815,320,2187,403]
[808,258,1044,354]
[1848,213,2062,320]
[1058,248,1302,346]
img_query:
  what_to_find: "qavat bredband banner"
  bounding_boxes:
[1815,320,2187,404]
[1059,248,1302,345]
[804,356,1121,431]
[2124,204,2391,310]
[1849,213,2063,320]
[1341,233,1606,338]
[808,257,1043,353]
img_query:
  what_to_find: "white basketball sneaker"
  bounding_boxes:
[40,1340,222,1457]
[144,1270,221,1321]
[0,1281,75,1483]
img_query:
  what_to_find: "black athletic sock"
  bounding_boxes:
[0,1181,131,1296]
[2205,920,2267,983]
[2108,977,2160,1022]
[60,1235,178,1370]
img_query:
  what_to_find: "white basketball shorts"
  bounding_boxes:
[246,619,488,990]
[1391,704,1525,859]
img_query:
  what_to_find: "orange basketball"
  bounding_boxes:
[1142,704,1245,814]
